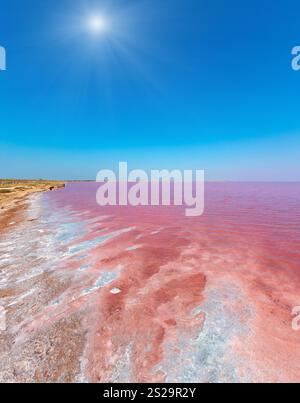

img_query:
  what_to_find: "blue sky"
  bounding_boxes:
[0,0,299,180]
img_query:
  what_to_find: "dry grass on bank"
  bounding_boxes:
[0,179,65,209]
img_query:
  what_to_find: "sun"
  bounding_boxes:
[87,15,108,33]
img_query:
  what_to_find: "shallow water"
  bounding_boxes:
[0,182,300,382]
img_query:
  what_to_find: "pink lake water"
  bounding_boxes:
[0,182,300,382]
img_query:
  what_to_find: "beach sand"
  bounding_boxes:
[0,180,65,232]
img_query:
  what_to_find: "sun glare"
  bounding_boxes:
[88,15,108,33]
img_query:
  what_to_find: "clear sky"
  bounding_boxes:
[0,0,299,180]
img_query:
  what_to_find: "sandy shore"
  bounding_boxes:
[0,180,65,233]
